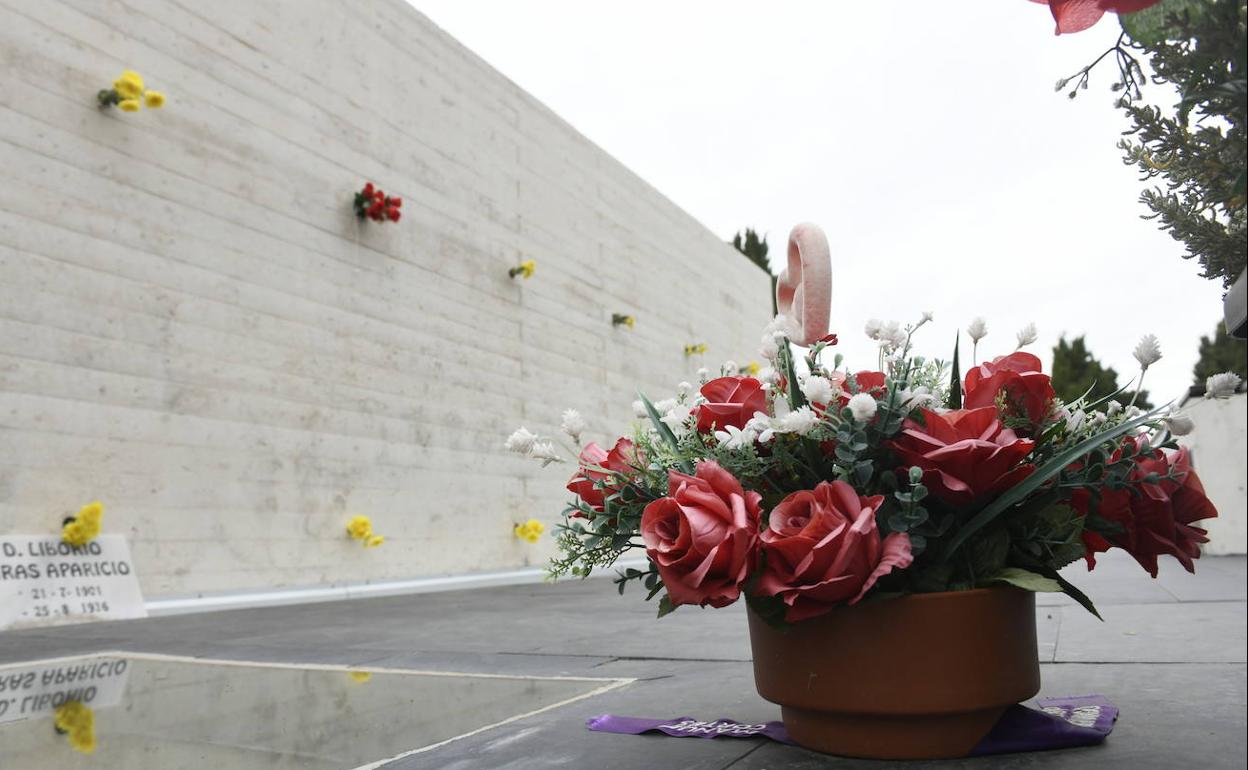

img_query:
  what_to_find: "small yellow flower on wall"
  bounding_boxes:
[745,361,761,376]
[684,343,708,356]
[61,501,104,547]
[509,259,536,279]
[54,701,97,754]
[514,519,544,544]
[612,313,636,329]
[346,515,384,548]
[98,70,165,113]
[349,671,373,683]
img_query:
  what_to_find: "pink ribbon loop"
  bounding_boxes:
[774,223,832,345]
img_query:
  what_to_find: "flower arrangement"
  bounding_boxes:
[510,224,1218,624]
[345,515,385,548]
[612,313,636,329]
[509,259,536,279]
[61,502,104,547]
[353,183,402,222]
[97,70,164,112]
[514,518,546,543]
[54,701,96,754]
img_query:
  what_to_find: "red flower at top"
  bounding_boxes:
[887,407,1036,507]
[354,183,403,223]
[1029,0,1162,35]
[963,352,1056,432]
[696,376,767,434]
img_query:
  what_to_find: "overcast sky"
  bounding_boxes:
[412,1,1227,404]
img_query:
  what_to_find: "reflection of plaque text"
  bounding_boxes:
[0,535,146,630]
[0,657,130,724]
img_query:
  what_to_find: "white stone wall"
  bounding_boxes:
[0,0,771,598]
[1178,394,1247,555]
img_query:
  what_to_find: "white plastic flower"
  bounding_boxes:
[758,366,780,385]
[746,412,776,443]
[864,318,884,340]
[696,367,710,382]
[801,375,836,405]
[1133,335,1162,370]
[632,400,648,418]
[529,441,564,467]
[722,360,739,376]
[776,405,818,436]
[920,310,934,323]
[1016,323,1038,349]
[967,317,988,343]
[759,333,781,361]
[714,424,757,450]
[1206,372,1243,399]
[676,381,693,396]
[654,398,678,415]
[846,393,878,422]
[1162,413,1195,436]
[560,409,586,443]
[660,404,693,438]
[765,315,799,340]
[505,427,538,455]
[1106,400,1123,417]
[1065,409,1087,433]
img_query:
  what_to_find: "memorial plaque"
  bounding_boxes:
[0,535,146,630]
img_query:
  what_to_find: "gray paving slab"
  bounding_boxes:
[1054,601,1247,663]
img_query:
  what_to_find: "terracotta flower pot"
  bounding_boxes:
[748,587,1040,759]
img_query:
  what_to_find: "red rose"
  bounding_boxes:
[1029,0,1162,35]
[851,370,886,395]
[963,352,1056,430]
[362,182,374,197]
[641,461,761,608]
[1073,438,1217,577]
[695,376,767,433]
[754,481,912,622]
[386,207,401,222]
[566,438,642,514]
[887,407,1036,507]
[366,200,385,220]
[389,197,402,209]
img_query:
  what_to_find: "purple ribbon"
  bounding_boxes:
[586,694,1118,757]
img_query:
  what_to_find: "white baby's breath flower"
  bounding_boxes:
[1206,371,1243,399]
[846,392,878,422]
[1065,409,1087,433]
[559,409,586,443]
[529,441,564,467]
[776,405,818,436]
[746,412,776,443]
[632,400,648,418]
[765,315,798,340]
[722,360,739,376]
[1106,400,1123,417]
[1015,323,1038,349]
[864,318,884,340]
[899,386,935,410]
[920,310,934,323]
[660,404,693,438]
[714,424,757,450]
[654,398,677,415]
[1088,411,1108,427]
[1162,413,1195,436]
[505,427,538,455]
[676,381,693,396]
[967,317,988,343]
[758,366,780,385]
[759,333,781,361]
[696,367,710,382]
[801,375,836,405]
[1132,334,1162,370]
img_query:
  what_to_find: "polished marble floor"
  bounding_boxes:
[0,551,1244,769]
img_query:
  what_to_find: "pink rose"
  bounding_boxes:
[640,460,761,608]
[754,481,912,622]
[695,376,767,433]
[566,438,642,514]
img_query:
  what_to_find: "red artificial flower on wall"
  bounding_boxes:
[1029,0,1163,35]
[354,183,404,223]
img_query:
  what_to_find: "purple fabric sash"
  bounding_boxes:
[586,695,1117,757]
